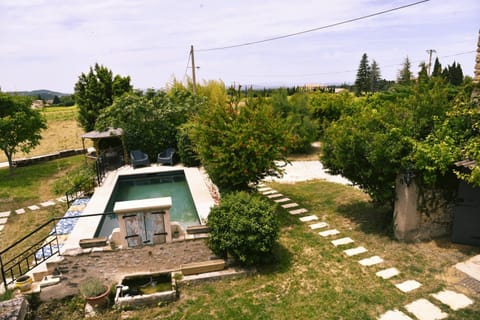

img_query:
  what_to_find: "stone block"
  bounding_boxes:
[395,280,421,293]
[378,309,413,320]
[331,237,354,246]
[290,208,308,215]
[376,268,400,279]
[299,215,318,222]
[358,256,383,266]
[309,222,328,230]
[343,246,367,256]
[404,298,447,320]
[431,290,473,311]
[319,229,340,237]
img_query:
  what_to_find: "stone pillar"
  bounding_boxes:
[393,174,421,242]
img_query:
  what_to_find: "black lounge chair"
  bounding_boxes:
[130,150,150,168]
[157,148,175,165]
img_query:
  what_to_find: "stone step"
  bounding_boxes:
[290,208,308,215]
[404,298,447,320]
[281,203,299,209]
[274,198,290,203]
[331,237,354,246]
[319,229,340,237]
[395,280,421,293]
[376,268,400,280]
[299,215,318,222]
[431,290,473,311]
[309,222,328,230]
[343,246,367,256]
[378,309,413,320]
[358,256,383,267]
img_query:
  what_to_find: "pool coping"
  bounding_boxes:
[62,164,215,252]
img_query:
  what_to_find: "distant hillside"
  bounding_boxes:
[7,89,70,100]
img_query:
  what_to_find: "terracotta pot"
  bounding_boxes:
[84,285,110,308]
[15,275,32,292]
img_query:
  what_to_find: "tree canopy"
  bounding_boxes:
[74,63,132,131]
[0,93,47,173]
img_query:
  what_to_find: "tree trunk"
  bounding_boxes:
[5,151,14,175]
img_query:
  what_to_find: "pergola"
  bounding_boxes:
[81,127,128,166]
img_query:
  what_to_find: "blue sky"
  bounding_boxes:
[0,0,478,93]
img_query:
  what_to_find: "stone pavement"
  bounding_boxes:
[257,182,475,320]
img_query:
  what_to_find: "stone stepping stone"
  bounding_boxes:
[267,193,283,199]
[309,222,328,230]
[258,187,272,192]
[15,208,26,215]
[359,256,383,266]
[319,229,340,237]
[378,309,413,320]
[274,198,290,203]
[331,237,354,246]
[376,268,400,280]
[395,280,421,293]
[0,225,4,232]
[404,299,447,320]
[290,208,308,215]
[56,196,67,203]
[40,200,56,207]
[343,246,367,257]
[299,215,318,222]
[28,205,40,211]
[0,218,8,225]
[281,203,299,209]
[431,290,473,311]
[261,190,277,195]
[0,211,11,218]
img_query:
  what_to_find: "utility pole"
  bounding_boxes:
[190,45,197,95]
[426,49,436,76]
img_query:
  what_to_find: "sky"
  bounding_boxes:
[0,0,479,93]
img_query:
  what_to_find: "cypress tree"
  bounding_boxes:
[354,53,371,95]
[431,57,442,77]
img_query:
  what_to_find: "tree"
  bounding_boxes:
[397,57,412,84]
[0,93,47,173]
[52,95,60,105]
[354,53,371,95]
[74,63,132,132]
[189,93,288,191]
[431,57,442,77]
[370,60,381,92]
[443,61,464,86]
[207,191,279,266]
[418,62,429,83]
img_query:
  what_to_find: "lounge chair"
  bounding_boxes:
[130,150,150,168]
[157,148,175,166]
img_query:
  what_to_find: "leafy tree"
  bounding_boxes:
[397,57,412,85]
[74,63,132,131]
[309,90,354,137]
[370,60,381,92]
[189,94,288,191]
[207,191,279,266]
[431,57,442,77]
[354,53,371,95]
[0,93,47,173]
[52,95,61,105]
[442,61,464,86]
[418,62,429,83]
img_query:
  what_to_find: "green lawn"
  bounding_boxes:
[31,179,480,319]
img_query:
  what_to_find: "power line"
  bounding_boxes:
[197,0,430,52]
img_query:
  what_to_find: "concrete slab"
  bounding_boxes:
[299,215,318,222]
[15,209,25,215]
[431,290,473,311]
[404,299,447,320]
[258,187,272,192]
[395,280,421,293]
[267,193,283,199]
[0,218,8,225]
[40,200,56,207]
[378,309,413,320]
[56,196,67,203]
[281,202,299,209]
[456,255,480,282]
[376,268,400,280]
[0,211,11,218]
[28,205,40,211]
[290,208,308,215]
[331,237,354,246]
[0,225,4,232]
[319,229,340,237]
[359,256,383,267]
[261,190,277,195]
[274,198,291,203]
[343,246,367,256]
[309,222,328,230]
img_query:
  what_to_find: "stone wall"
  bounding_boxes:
[394,175,453,242]
[13,148,85,167]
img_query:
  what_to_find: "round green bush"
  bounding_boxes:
[207,191,279,266]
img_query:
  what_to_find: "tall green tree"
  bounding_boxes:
[74,63,132,132]
[354,53,371,95]
[0,93,47,173]
[442,61,464,86]
[431,57,442,77]
[397,57,412,85]
[370,60,381,92]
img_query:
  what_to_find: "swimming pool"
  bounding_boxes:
[95,170,200,237]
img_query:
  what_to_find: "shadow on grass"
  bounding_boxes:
[336,200,393,237]
[257,242,293,275]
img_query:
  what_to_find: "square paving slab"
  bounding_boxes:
[267,193,283,199]
[0,211,11,218]
[359,256,383,266]
[15,209,25,215]
[257,187,272,192]
[431,290,473,311]
[309,222,328,230]
[299,215,318,222]
[274,198,290,203]
[281,203,299,209]
[28,205,40,211]
[376,268,400,279]
[0,218,7,225]
[319,229,340,237]
[40,200,56,207]
[331,237,354,246]
[261,190,277,195]
[290,208,308,215]
[404,299,447,320]
[378,309,413,320]
[395,280,421,293]
[343,246,367,256]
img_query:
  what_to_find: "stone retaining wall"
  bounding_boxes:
[13,149,85,167]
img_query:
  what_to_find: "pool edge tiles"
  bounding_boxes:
[63,165,215,252]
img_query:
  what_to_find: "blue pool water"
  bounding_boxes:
[95,170,200,237]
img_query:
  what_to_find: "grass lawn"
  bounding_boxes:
[31,179,480,319]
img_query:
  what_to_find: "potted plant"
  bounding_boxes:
[79,277,110,308]
[15,275,32,292]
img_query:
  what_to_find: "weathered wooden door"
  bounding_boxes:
[452,181,480,246]
[123,213,142,247]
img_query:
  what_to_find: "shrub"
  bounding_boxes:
[52,164,96,195]
[207,191,279,266]
[176,124,200,167]
[79,277,106,297]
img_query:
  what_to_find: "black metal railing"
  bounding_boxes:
[0,212,110,288]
